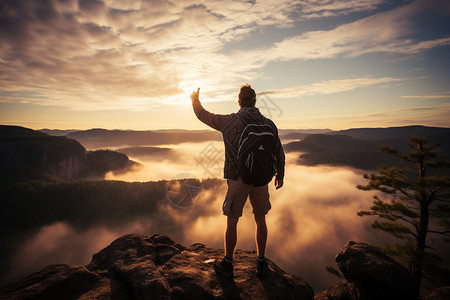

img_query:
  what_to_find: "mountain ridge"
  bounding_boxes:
[285,126,450,171]
[330,125,450,140]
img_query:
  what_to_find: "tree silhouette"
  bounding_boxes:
[357,137,450,297]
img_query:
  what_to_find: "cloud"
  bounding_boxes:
[104,141,225,181]
[402,92,450,99]
[299,0,386,18]
[0,0,448,111]
[235,0,450,65]
[259,77,404,99]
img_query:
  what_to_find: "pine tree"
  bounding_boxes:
[357,136,450,297]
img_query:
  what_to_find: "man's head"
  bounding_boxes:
[238,83,256,108]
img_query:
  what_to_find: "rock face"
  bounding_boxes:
[0,125,88,180]
[45,153,87,180]
[0,234,314,299]
[319,241,416,300]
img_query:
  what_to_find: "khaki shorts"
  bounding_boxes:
[222,177,271,218]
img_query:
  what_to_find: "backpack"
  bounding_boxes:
[237,123,277,186]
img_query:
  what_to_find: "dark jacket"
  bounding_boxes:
[192,99,285,181]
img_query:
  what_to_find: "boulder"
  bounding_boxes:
[0,264,123,299]
[0,233,314,299]
[335,241,415,300]
[315,280,358,300]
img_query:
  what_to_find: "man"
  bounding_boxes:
[190,84,285,279]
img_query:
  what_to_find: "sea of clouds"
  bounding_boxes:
[9,142,404,291]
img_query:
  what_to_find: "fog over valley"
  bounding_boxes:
[3,146,393,291]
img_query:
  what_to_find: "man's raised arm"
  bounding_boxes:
[190,88,232,132]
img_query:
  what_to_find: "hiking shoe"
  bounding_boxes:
[256,258,269,277]
[213,258,234,279]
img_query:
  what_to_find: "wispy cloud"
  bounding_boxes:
[299,0,386,19]
[402,92,450,99]
[288,103,450,129]
[259,77,404,98]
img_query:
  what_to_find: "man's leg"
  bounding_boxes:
[225,216,239,258]
[214,216,239,279]
[215,177,248,279]
[254,214,267,257]
[254,214,269,276]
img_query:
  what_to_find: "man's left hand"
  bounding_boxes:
[275,178,283,190]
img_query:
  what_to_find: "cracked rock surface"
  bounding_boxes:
[0,233,314,299]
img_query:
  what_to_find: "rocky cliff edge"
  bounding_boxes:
[0,233,314,299]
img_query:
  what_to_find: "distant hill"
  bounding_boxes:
[285,126,450,171]
[42,128,332,149]
[65,129,221,149]
[279,129,332,141]
[36,125,450,171]
[39,129,80,136]
[285,135,402,170]
[330,125,450,140]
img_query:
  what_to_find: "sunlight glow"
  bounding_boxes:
[179,79,217,104]
[180,83,198,103]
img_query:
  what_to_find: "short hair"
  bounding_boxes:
[239,83,256,107]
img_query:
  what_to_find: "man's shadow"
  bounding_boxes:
[216,275,241,299]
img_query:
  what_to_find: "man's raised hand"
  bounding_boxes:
[190,88,200,103]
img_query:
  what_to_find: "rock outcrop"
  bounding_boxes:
[86,149,138,177]
[318,241,416,300]
[0,233,314,299]
[0,125,139,181]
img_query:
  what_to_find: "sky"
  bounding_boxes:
[0,0,449,130]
